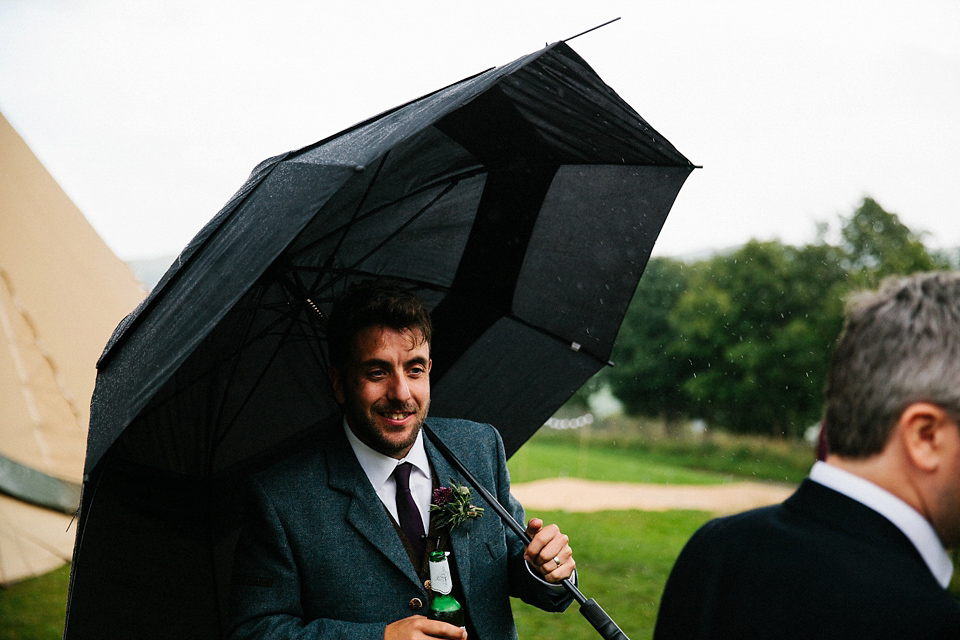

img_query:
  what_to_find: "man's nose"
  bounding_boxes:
[386,372,412,401]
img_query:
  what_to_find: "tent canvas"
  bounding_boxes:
[0,112,145,584]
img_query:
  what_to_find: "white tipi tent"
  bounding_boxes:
[0,112,145,584]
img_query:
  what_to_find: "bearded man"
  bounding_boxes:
[230,281,577,640]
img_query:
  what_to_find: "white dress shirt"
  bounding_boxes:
[344,419,432,532]
[809,461,953,588]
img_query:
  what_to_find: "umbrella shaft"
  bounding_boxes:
[422,426,631,639]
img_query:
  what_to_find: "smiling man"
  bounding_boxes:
[229,281,576,640]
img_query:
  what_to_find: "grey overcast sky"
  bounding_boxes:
[1,0,957,261]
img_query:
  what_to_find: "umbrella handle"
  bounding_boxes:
[579,599,630,640]
[422,425,631,640]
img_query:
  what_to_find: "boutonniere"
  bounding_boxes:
[430,480,484,529]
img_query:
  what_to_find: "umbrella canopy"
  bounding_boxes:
[65,41,693,639]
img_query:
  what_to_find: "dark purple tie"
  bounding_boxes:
[393,462,426,559]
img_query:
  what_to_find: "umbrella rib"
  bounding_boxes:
[286,165,487,264]
[209,298,307,459]
[327,181,461,294]
[285,179,463,302]
[507,314,614,368]
[131,296,296,434]
[204,282,273,472]
[157,317,297,417]
[208,332,291,456]
[288,267,451,300]
[307,152,393,295]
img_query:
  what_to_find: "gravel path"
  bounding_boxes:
[512,478,795,515]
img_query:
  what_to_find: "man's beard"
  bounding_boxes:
[345,398,429,458]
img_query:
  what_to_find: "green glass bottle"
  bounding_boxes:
[427,550,465,629]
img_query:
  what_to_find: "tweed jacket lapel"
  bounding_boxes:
[323,423,423,590]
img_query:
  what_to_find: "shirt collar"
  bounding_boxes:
[343,417,431,490]
[810,460,954,588]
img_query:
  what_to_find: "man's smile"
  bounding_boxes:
[380,410,414,423]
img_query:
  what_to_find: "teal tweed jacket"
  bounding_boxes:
[228,417,572,639]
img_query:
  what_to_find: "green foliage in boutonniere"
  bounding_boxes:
[430,480,484,529]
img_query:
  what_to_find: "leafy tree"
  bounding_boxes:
[606,257,691,433]
[595,197,947,440]
[668,240,847,437]
[841,197,949,287]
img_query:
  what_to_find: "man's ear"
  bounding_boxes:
[899,402,953,473]
[329,367,345,405]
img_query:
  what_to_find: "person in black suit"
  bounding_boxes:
[654,271,960,639]
[229,281,577,640]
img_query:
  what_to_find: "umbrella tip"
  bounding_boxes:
[563,17,621,43]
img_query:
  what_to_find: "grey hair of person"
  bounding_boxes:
[824,271,960,458]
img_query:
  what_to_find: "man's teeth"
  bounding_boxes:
[384,412,409,420]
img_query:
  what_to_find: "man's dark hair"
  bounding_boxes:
[824,271,960,457]
[326,280,433,370]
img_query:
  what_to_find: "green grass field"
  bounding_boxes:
[508,438,734,485]
[506,428,814,637]
[513,509,713,640]
[0,564,70,640]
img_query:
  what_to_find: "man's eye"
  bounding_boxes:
[367,369,387,379]
[408,367,425,376]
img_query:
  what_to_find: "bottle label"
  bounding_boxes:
[428,554,454,595]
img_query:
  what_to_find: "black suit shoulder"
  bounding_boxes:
[655,480,960,639]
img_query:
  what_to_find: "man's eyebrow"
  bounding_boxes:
[357,356,428,369]
[358,358,390,369]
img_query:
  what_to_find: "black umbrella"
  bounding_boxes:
[65,41,693,639]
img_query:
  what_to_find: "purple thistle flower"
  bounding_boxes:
[432,486,454,505]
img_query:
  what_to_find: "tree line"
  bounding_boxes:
[593,197,955,439]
